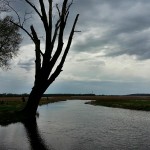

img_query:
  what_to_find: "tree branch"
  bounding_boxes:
[56,4,61,17]
[49,0,71,64]
[10,20,34,41]
[49,19,60,57]
[39,0,49,31]
[42,0,68,67]
[48,0,52,41]
[58,14,79,70]
[25,0,42,19]
[30,25,41,83]
[66,0,73,14]
[40,50,44,56]
[30,25,39,42]
[22,10,32,26]
[48,14,79,86]
[6,2,21,25]
[6,1,34,41]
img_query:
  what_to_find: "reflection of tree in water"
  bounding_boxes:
[0,114,54,150]
[22,117,53,150]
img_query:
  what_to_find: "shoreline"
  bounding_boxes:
[1,96,150,125]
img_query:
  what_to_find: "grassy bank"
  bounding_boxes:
[0,96,67,125]
[1,96,150,113]
[0,96,68,110]
[1,95,150,125]
[85,96,150,111]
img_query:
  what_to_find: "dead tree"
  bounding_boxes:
[10,0,79,117]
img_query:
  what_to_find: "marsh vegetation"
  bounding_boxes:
[85,96,150,111]
[1,95,150,124]
[0,96,66,124]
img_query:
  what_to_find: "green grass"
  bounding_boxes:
[1,96,150,125]
[0,97,67,125]
[0,101,25,112]
[88,99,150,111]
[0,101,25,125]
[0,97,67,113]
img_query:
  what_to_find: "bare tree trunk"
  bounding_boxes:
[22,85,46,117]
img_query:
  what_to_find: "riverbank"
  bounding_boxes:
[0,97,67,125]
[0,96,67,112]
[1,95,150,125]
[1,95,150,113]
[84,96,150,111]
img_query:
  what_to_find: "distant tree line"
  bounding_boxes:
[0,93,28,97]
[0,93,95,97]
[127,94,150,96]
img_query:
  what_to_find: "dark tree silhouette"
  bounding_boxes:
[0,15,21,68]
[10,0,79,117]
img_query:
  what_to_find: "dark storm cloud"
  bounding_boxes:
[73,0,150,60]
[6,0,150,59]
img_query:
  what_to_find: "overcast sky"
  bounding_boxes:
[1,0,150,95]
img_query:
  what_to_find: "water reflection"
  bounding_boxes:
[0,117,53,150]
[22,118,50,150]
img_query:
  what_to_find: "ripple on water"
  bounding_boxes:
[1,100,150,150]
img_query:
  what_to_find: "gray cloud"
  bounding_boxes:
[72,0,150,60]
[17,58,34,71]
[9,0,150,60]
[46,80,150,95]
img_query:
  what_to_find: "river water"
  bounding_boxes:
[1,100,150,150]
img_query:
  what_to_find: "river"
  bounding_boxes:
[1,100,150,150]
